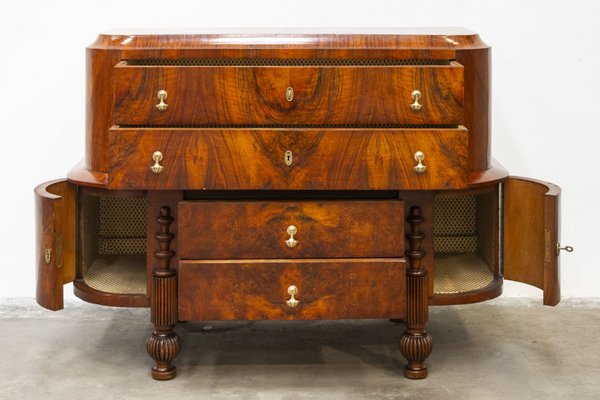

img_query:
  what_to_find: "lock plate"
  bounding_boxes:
[284,150,293,166]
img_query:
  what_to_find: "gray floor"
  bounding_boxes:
[1,298,599,400]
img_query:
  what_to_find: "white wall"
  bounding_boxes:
[1,0,597,300]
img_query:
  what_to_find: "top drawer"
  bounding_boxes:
[113,61,464,126]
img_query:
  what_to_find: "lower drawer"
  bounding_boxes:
[178,200,404,259]
[178,259,406,321]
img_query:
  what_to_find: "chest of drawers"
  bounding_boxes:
[35,28,568,380]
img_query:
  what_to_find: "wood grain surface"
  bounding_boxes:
[178,259,406,321]
[108,128,469,190]
[504,177,560,306]
[178,200,403,259]
[35,180,77,311]
[113,64,464,126]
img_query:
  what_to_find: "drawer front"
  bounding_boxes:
[178,259,406,321]
[108,128,468,190]
[178,200,404,259]
[113,64,464,126]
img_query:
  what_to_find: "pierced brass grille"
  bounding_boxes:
[118,123,457,129]
[434,195,477,253]
[83,255,146,295]
[434,253,494,294]
[125,58,451,66]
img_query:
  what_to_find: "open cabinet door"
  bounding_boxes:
[35,180,76,310]
[504,177,560,306]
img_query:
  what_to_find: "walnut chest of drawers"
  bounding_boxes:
[35,28,568,380]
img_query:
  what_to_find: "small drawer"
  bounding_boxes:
[107,127,469,190]
[113,62,464,126]
[178,259,406,321]
[178,200,404,259]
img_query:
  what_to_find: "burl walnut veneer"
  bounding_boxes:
[35,28,571,380]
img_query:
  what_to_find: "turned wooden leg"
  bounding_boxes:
[146,206,181,380]
[399,205,433,379]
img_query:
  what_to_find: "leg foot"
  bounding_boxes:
[146,330,181,380]
[399,331,433,379]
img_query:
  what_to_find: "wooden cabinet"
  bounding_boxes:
[35,28,568,380]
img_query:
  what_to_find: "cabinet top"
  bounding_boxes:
[91,27,488,50]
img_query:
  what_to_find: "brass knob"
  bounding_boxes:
[556,244,574,255]
[285,87,294,102]
[413,151,427,174]
[151,151,164,174]
[155,90,168,111]
[285,225,298,248]
[286,285,300,308]
[410,90,422,111]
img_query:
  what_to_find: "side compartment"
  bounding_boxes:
[35,180,77,310]
[73,187,149,307]
[430,186,502,305]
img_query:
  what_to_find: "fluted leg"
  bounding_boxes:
[146,206,181,380]
[400,205,433,379]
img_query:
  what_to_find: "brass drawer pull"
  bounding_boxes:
[286,285,300,308]
[151,151,165,174]
[285,225,298,248]
[286,86,294,102]
[413,151,427,174]
[155,90,168,111]
[410,90,422,111]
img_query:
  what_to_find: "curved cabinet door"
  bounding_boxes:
[35,179,76,310]
[503,177,561,306]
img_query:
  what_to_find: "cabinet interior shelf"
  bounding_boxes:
[433,253,494,294]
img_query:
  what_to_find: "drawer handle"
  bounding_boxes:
[286,285,300,308]
[151,151,165,174]
[413,151,427,174]
[155,90,168,111]
[410,90,422,111]
[285,86,294,102]
[285,225,298,248]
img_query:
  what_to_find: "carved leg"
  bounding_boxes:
[146,206,181,380]
[400,206,433,379]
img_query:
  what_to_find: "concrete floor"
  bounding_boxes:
[1,298,599,399]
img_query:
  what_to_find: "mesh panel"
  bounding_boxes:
[434,195,477,253]
[83,255,147,295]
[434,236,477,253]
[98,238,147,255]
[125,58,451,66]
[119,123,457,129]
[434,253,494,294]
[80,195,148,295]
[99,197,147,238]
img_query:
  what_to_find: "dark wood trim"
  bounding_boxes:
[73,280,149,308]
[429,277,503,306]
[146,206,180,380]
[400,205,433,379]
